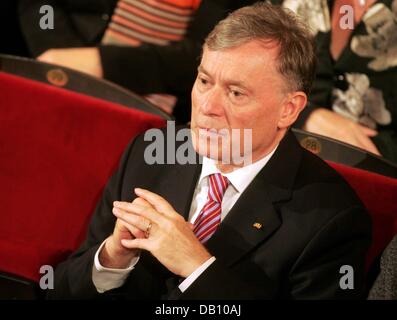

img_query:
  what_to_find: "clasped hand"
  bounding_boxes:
[107,188,212,278]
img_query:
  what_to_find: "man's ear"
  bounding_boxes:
[277,92,307,129]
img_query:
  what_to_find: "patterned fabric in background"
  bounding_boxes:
[283,0,397,163]
[101,0,201,113]
[332,73,391,129]
[351,0,397,72]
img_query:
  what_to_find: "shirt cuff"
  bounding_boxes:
[178,257,216,293]
[92,240,140,293]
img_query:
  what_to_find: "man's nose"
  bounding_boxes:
[200,88,223,116]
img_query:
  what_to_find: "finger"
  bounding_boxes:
[121,238,151,251]
[114,201,166,225]
[134,188,175,217]
[113,207,152,232]
[37,53,52,63]
[36,54,45,61]
[358,125,378,137]
[132,196,152,208]
[355,133,381,156]
[119,219,146,239]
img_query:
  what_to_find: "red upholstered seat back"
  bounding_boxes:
[328,162,397,270]
[0,72,166,282]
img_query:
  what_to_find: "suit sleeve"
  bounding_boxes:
[46,138,137,299]
[180,206,371,300]
[288,206,371,299]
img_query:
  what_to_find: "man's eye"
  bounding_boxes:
[230,90,244,98]
[199,77,208,85]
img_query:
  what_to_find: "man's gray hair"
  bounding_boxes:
[204,1,317,95]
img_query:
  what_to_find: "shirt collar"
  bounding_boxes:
[198,146,278,194]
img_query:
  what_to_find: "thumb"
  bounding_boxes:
[358,125,378,137]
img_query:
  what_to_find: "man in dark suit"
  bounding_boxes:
[48,2,371,299]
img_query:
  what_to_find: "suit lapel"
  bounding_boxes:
[205,131,303,267]
[155,162,202,221]
[205,177,284,267]
[147,126,202,219]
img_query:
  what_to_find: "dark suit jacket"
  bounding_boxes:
[47,129,371,299]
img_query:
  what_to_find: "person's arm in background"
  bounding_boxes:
[18,0,117,57]
[34,0,256,95]
[97,0,254,96]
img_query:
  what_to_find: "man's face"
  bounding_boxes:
[191,40,288,165]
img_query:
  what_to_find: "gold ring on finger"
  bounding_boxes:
[145,221,152,238]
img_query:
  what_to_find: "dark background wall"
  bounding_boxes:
[0,1,29,56]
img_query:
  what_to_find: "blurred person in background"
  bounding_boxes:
[0,1,29,56]
[280,0,397,163]
[19,0,255,122]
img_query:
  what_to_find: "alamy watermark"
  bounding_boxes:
[144,121,253,166]
[39,265,54,290]
[339,265,354,290]
[39,5,54,30]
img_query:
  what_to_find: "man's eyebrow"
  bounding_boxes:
[225,80,250,91]
[197,65,210,76]
[197,65,250,91]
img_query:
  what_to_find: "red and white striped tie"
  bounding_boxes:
[193,173,229,243]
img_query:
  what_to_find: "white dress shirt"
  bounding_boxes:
[92,146,277,294]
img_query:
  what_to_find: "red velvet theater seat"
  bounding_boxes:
[328,162,397,273]
[0,72,166,296]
